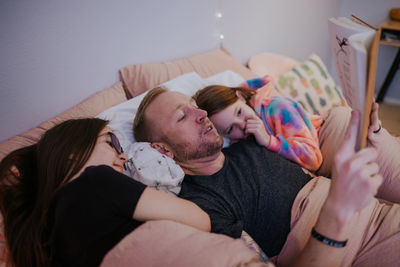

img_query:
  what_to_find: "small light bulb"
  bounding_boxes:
[219,34,224,40]
[216,12,223,18]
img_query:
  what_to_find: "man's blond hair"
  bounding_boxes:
[133,86,168,142]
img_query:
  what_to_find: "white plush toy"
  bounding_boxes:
[124,142,185,195]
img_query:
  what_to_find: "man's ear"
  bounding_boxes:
[151,142,174,159]
[235,90,246,102]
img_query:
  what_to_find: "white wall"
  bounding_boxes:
[220,0,341,65]
[0,0,398,142]
[0,0,218,141]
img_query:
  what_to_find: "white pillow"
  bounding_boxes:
[96,71,245,194]
[96,91,146,148]
[163,72,206,96]
[204,70,245,87]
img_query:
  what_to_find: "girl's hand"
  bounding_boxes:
[245,114,271,147]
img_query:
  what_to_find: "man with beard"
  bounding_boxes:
[133,87,400,266]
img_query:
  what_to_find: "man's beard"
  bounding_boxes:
[167,135,224,162]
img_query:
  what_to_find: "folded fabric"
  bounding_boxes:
[124,142,184,195]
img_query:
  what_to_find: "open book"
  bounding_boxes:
[328,15,379,150]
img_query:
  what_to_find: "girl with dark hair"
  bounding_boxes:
[0,118,210,267]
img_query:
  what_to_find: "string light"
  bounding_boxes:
[216,0,224,46]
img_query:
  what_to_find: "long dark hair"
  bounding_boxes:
[0,118,108,266]
[192,85,255,117]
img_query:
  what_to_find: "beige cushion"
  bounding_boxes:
[119,48,257,99]
[274,53,347,116]
[248,52,300,80]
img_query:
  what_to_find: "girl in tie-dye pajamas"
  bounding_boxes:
[193,75,324,172]
[194,75,400,204]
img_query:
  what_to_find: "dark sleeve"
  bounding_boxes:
[179,192,244,238]
[85,165,147,218]
[209,212,244,238]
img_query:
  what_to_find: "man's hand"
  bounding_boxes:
[328,110,383,223]
[244,114,271,147]
[367,102,382,146]
[292,109,384,267]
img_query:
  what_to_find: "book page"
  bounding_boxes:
[328,17,376,150]
[348,32,375,110]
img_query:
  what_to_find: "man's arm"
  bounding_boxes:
[291,110,383,266]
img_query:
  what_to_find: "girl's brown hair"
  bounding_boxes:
[192,85,256,117]
[0,118,108,266]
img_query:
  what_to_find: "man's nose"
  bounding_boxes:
[195,108,207,123]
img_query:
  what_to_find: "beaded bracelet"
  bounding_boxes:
[311,228,348,248]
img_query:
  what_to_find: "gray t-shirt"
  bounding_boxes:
[179,139,312,256]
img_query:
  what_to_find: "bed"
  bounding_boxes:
[0,47,349,266]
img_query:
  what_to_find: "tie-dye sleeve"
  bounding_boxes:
[258,97,323,171]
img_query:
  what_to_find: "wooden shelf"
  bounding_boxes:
[379,40,400,47]
[380,20,400,31]
[379,20,400,47]
[375,20,400,103]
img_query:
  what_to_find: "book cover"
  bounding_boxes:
[328,16,378,150]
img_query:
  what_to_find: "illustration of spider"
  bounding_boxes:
[336,35,348,55]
